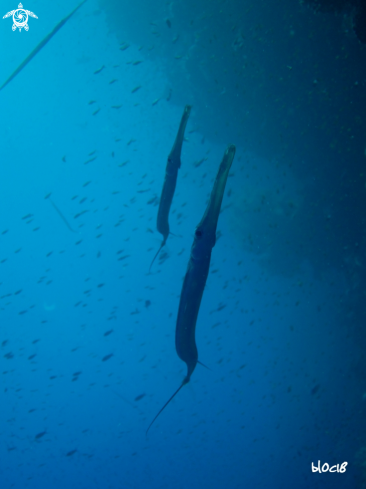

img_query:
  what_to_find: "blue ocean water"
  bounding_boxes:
[1,0,365,488]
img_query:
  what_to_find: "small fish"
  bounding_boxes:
[92,108,100,116]
[117,255,130,261]
[66,449,77,457]
[94,65,105,75]
[74,210,88,219]
[35,431,47,440]
[84,157,96,165]
[135,393,146,401]
[152,98,160,106]
[131,85,141,93]
[102,353,113,362]
[120,43,130,51]
[147,196,158,205]
[193,157,207,168]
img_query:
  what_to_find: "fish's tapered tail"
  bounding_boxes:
[148,238,167,273]
[146,379,188,435]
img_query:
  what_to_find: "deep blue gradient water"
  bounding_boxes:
[1,1,365,488]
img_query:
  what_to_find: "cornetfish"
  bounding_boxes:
[146,143,236,434]
[0,0,87,92]
[149,104,192,271]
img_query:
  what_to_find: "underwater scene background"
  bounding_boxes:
[1,0,365,487]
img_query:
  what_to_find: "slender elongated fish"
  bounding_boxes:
[149,104,192,272]
[45,194,77,233]
[0,0,87,92]
[146,144,236,435]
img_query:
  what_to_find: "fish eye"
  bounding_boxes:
[195,229,202,237]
